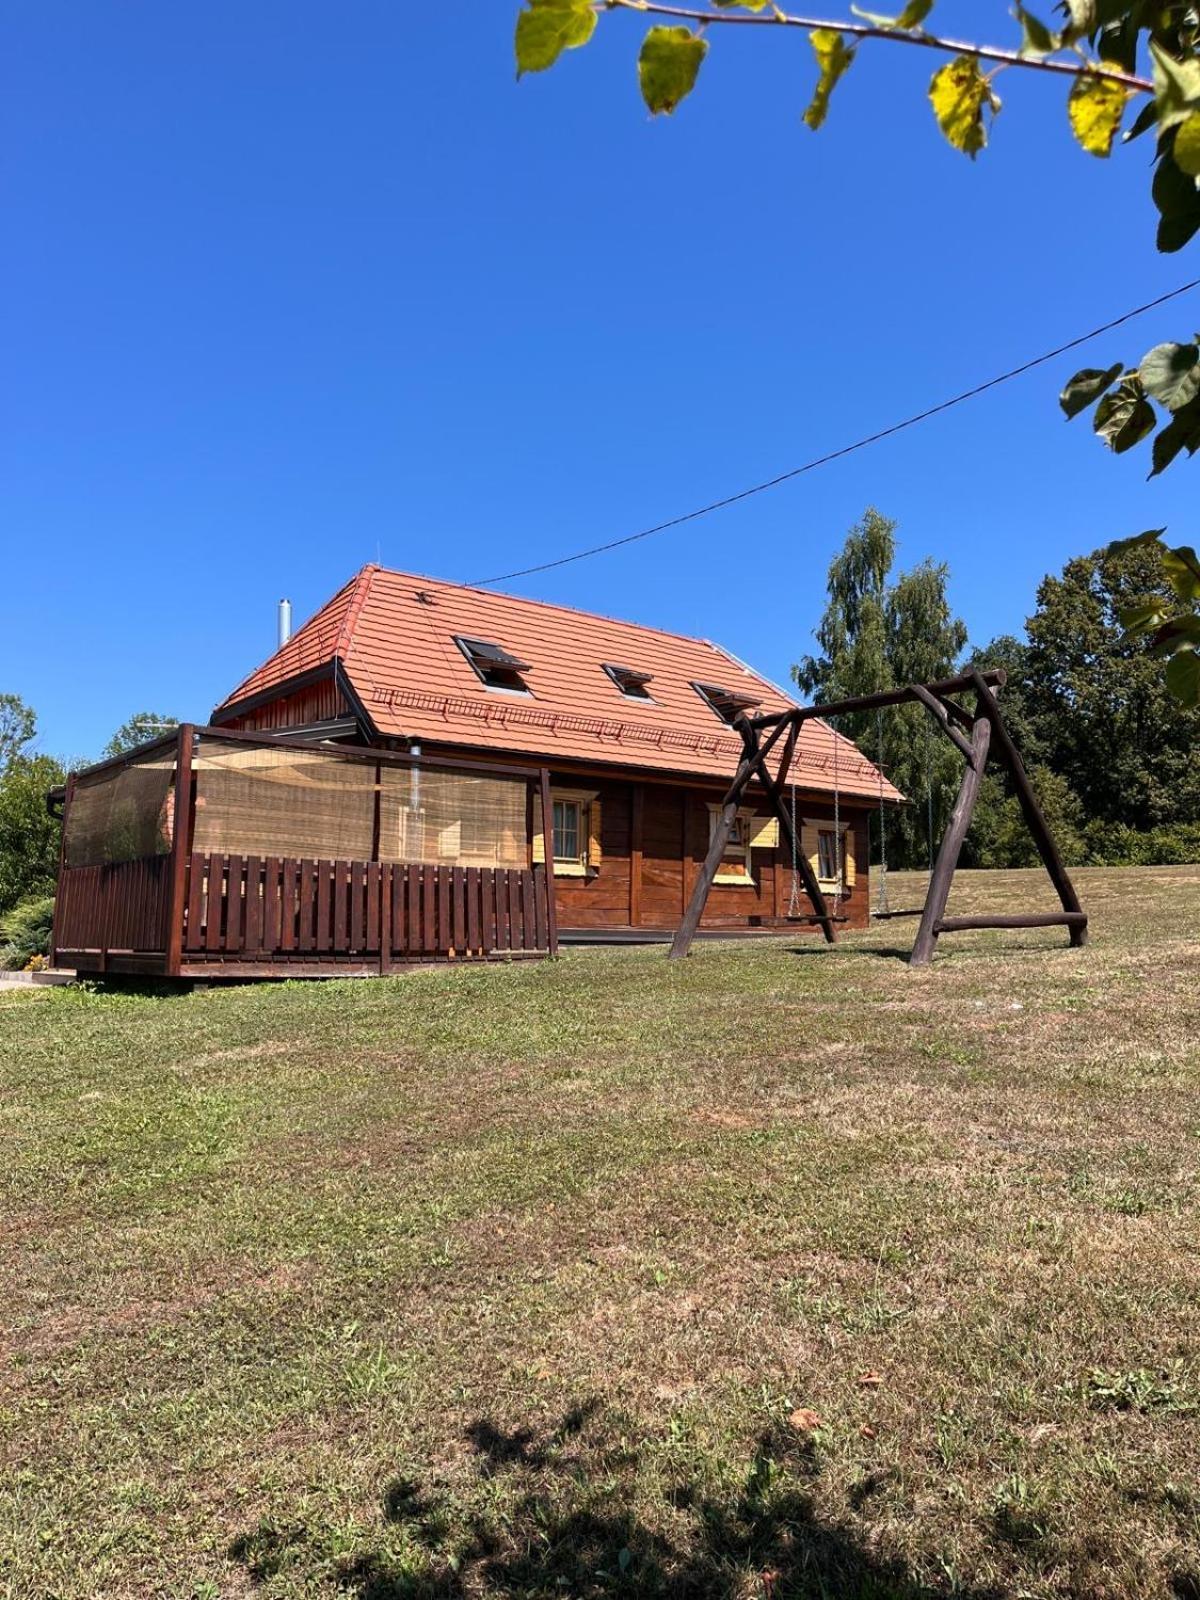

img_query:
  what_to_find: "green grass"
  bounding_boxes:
[1,866,1199,1598]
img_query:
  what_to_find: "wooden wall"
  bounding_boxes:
[212,684,873,935]
[551,777,871,933]
[221,676,351,734]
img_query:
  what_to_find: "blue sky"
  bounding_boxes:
[3,1,1196,761]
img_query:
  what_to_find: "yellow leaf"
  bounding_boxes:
[804,29,855,131]
[928,55,1000,158]
[1176,111,1200,177]
[1068,72,1129,157]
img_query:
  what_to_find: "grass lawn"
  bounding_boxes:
[2,866,1199,1600]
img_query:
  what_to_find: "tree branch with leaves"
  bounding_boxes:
[515,0,1200,702]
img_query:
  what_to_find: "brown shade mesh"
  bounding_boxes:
[378,768,528,869]
[193,739,377,860]
[191,739,530,868]
[64,751,176,867]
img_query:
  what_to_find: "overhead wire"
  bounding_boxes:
[471,279,1200,588]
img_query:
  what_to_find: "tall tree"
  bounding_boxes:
[0,751,64,915]
[1024,542,1200,827]
[0,694,36,775]
[103,712,179,759]
[794,508,967,868]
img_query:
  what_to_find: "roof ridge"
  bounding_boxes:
[336,564,379,659]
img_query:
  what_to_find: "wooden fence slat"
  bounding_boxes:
[297,860,314,952]
[466,867,480,955]
[351,861,365,951]
[422,866,436,951]
[262,857,281,954]
[507,871,521,953]
[366,862,380,952]
[521,869,536,951]
[244,856,262,952]
[280,859,297,952]
[438,867,451,956]
[533,865,547,950]
[316,859,332,951]
[392,863,405,955]
[225,855,244,951]
[334,861,350,951]
[452,867,466,957]
[185,855,205,951]
[407,865,421,955]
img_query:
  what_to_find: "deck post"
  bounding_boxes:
[165,724,195,978]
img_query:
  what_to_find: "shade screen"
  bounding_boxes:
[192,739,377,860]
[64,750,176,867]
[378,767,528,869]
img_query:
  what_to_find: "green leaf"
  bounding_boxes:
[1149,394,1200,476]
[1150,613,1200,657]
[1153,144,1200,254]
[638,25,708,115]
[849,0,933,28]
[1059,362,1123,419]
[1016,7,1060,57]
[1162,544,1200,604]
[515,0,597,76]
[1118,598,1169,632]
[1068,72,1129,157]
[1138,342,1200,411]
[1106,528,1167,558]
[928,55,1001,158]
[1176,112,1200,177]
[1149,40,1200,135]
[1093,376,1156,453]
[804,30,855,131]
[1164,648,1200,707]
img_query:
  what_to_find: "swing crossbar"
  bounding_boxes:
[746,668,1007,731]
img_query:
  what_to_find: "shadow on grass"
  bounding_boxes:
[229,1403,1006,1599]
[782,945,917,964]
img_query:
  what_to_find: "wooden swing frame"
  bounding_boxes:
[669,667,1087,968]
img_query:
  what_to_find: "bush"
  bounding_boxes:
[0,895,55,970]
[1082,821,1200,867]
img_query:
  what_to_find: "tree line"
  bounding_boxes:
[796,509,1200,872]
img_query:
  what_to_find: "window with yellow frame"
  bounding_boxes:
[533,788,602,877]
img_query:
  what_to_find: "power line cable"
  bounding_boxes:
[471,279,1199,588]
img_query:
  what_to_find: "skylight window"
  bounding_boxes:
[603,663,655,701]
[693,681,762,727]
[454,635,532,694]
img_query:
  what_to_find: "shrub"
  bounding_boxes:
[0,895,55,970]
[1082,821,1200,867]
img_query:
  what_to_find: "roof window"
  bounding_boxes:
[454,635,532,694]
[693,681,761,727]
[603,663,655,701]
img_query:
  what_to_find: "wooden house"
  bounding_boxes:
[208,566,900,940]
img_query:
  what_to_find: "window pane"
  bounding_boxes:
[818,830,840,880]
[553,800,579,862]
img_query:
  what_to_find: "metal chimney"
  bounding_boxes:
[278,598,292,649]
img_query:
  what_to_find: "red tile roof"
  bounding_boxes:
[216,565,901,801]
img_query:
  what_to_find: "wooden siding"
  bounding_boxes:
[220,676,351,733]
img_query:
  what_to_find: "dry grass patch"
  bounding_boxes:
[0,867,1198,1597]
